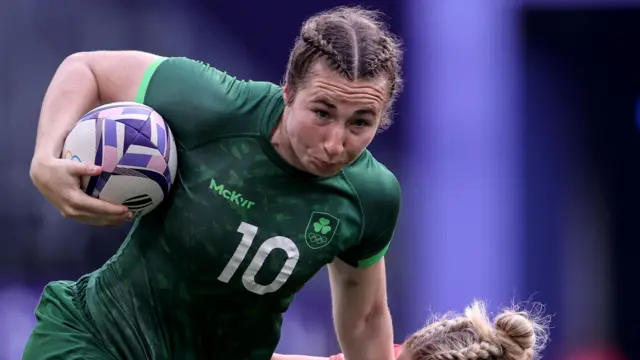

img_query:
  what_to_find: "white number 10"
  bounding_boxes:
[217,222,300,295]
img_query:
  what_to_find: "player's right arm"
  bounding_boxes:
[30,51,161,226]
[32,51,277,226]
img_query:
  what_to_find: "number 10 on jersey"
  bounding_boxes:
[217,222,300,295]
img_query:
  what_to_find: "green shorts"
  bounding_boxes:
[23,278,281,359]
[22,280,115,360]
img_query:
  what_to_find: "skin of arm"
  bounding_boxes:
[29,51,161,222]
[327,258,394,360]
[32,50,160,162]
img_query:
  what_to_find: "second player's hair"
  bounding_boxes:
[403,300,550,360]
[284,6,404,130]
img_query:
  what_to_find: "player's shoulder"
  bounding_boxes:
[342,150,400,207]
[151,56,281,99]
[141,56,283,143]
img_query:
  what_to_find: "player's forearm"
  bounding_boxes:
[328,259,394,360]
[33,53,100,160]
[334,305,394,360]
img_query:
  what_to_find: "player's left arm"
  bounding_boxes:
[328,166,401,360]
[328,257,394,360]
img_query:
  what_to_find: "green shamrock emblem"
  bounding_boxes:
[313,217,332,234]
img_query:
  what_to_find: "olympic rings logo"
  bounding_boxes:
[307,233,328,244]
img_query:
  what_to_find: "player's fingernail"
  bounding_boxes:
[89,166,99,173]
[126,212,134,220]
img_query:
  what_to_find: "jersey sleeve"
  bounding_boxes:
[337,153,401,268]
[135,57,280,149]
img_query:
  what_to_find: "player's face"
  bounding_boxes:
[283,62,388,176]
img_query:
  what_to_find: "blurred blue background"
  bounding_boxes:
[1,1,638,359]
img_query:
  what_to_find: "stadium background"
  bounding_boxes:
[1,0,638,359]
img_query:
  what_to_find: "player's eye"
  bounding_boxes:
[315,109,331,120]
[353,119,371,128]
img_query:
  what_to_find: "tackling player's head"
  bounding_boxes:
[400,300,550,360]
[278,6,404,176]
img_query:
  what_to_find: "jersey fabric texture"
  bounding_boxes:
[329,344,403,360]
[24,57,401,360]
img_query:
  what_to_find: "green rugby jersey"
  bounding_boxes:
[85,57,401,359]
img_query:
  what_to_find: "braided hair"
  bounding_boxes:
[284,6,403,131]
[403,301,550,360]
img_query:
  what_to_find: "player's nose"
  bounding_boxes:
[323,126,345,159]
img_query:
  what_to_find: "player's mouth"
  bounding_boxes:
[311,157,341,172]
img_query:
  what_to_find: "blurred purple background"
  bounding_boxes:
[1,1,639,359]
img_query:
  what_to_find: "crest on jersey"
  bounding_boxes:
[305,211,339,249]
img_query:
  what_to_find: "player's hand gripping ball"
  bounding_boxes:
[61,102,178,218]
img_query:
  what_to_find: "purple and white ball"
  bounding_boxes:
[61,101,178,217]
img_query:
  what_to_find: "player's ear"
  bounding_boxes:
[282,84,291,105]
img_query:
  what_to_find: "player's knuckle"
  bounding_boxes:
[66,196,81,209]
[60,206,76,218]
